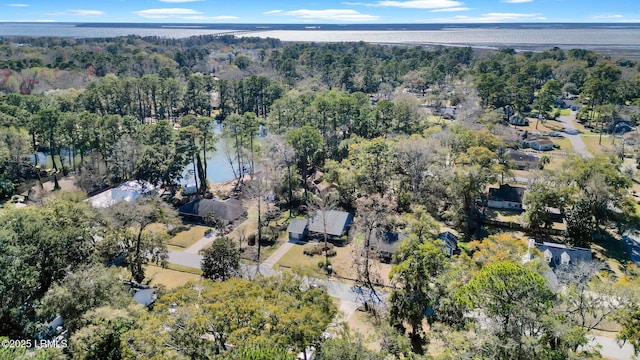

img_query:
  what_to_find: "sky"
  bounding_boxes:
[1,0,640,24]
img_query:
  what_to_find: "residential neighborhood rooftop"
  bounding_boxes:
[488,184,526,204]
[308,210,353,237]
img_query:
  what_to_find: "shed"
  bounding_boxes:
[438,231,459,256]
[133,287,158,307]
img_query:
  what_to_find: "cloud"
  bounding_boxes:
[134,8,237,20]
[181,15,239,20]
[501,0,533,3]
[8,4,29,7]
[0,19,54,22]
[266,9,380,21]
[430,12,546,23]
[430,7,470,12]
[134,8,202,18]
[45,10,105,17]
[371,0,464,9]
[591,14,624,19]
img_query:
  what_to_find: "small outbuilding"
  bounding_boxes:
[438,231,459,256]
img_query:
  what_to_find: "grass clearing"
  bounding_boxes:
[347,309,382,351]
[275,241,393,287]
[275,243,318,272]
[486,208,523,224]
[551,137,575,153]
[168,225,210,248]
[544,153,570,171]
[146,265,202,289]
[164,262,203,275]
[591,232,632,277]
[581,135,614,155]
[516,118,564,133]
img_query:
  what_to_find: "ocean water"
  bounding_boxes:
[1,23,640,54]
[241,28,640,54]
[0,23,236,38]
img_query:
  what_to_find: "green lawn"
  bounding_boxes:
[164,263,203,275]
[558,108,571,116]
[146,265,202,288]
[590,233,631,277]
[580,134,614,155]
[168,225,209,248]
[275,243,318,272]
[551,137,575,153]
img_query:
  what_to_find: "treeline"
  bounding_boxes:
[0,93,215,195]
[80,73,283,120]
[473,47,640,125]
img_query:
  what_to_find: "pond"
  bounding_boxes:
[181,122,265,185]
[30,122,262,186]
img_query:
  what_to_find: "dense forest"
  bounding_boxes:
[2,33,640,359]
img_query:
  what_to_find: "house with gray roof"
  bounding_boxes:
[308,210,353,239]
[374,231,408,263]
[535,241,592,268]
[178,198,245,224]
[505,149,540,170]
[487,184,526,210]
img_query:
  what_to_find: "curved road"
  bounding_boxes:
[167,250,383,306]
[558,111,593,158]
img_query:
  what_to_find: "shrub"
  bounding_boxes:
[247,232,256,246]
[325,249,337,257]
[304,243,334,256]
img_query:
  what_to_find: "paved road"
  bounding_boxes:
[558,111,593,158]
[167,249,384,305]
[184,234,217,254]
[590,335,638,360]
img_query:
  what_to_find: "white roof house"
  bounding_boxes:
[88,181,155,208]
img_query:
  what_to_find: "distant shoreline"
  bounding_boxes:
[2,22,640,58]
[71,22,640,31]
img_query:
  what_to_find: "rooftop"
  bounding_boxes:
[287,219,308,235]
[88,180,155,209]
[535,242,592,268]
[178,198,244,222]
[488,184,526,203]
[308,210,353,237]
[505,149,539,163]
